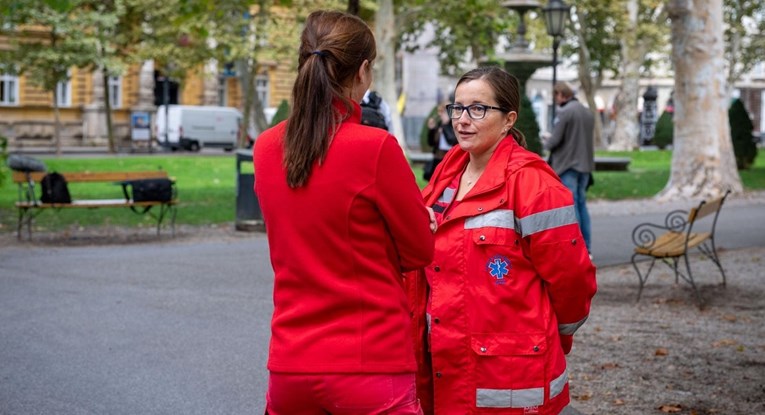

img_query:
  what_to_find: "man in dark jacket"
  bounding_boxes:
[543,82,595,255]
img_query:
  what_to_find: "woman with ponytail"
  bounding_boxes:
[405,66,597,414]
[254,10,434,415]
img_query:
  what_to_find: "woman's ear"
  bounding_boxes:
[358,59,371,84]
[505,111,518,130]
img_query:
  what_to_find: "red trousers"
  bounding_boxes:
[266,372,423,415]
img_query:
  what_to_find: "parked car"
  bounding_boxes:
[155,105,242,151]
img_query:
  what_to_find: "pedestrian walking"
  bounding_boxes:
[542,81,595,255]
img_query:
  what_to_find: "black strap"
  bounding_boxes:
[121,181,153,214]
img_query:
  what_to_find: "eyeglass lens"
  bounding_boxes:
[447,105,487,120]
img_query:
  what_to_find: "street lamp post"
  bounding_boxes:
[543,0,571,129]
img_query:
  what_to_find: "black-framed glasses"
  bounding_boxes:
[446,104,507,120]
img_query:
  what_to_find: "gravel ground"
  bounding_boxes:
[567,246,765,415]
[2,191,764,415]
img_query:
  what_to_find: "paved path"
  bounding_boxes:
[1,192,763,414]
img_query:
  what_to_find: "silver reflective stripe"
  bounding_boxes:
[476,387,543,408]
[438,188,456,204]
[426,312,432,334]
[464,209,516,230]
[475,369,569,408]
[550,369,568,399]
[516,205,577,237]
[559,316,588,335]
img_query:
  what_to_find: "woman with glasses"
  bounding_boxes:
[406,66,597,414]
[254,10,434,415]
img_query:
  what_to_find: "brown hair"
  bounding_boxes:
[454,66,527,148]
[553,81,575,99]
[283,10,376,188]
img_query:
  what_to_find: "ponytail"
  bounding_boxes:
[509,126,527,148]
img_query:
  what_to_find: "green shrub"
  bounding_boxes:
[270,99,290,127]
[728,98,757,170]
[652,110,673,150]
[517,95,543,156]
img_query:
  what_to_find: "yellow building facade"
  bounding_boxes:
[1,34,293,150]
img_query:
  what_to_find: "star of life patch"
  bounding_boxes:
[486,254,511,284]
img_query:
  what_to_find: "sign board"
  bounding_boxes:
[131,112,151,141]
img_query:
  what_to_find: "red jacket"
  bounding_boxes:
[406,136,596,414]
[254,101,434,374]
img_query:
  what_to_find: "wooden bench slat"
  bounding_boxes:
[16,199,178,209]
[12,170,170,183]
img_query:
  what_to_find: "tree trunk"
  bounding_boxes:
[101,70,116,154]
[573,9,605,149]
[610,0,641,151]
[659,0,742,201]
[53,88,63,156]
[237,59,266,147]
[374,0,406,151]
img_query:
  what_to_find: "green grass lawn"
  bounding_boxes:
[1,149,763,232]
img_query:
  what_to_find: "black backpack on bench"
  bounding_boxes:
[40,172,72,204]
[122,178,175,203]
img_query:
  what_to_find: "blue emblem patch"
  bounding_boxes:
[486,255,511,284]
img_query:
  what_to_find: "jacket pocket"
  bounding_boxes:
[470,332,548,409]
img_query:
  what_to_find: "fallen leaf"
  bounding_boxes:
[601,362,619,369]
[658,404,683,413]
[613,399,625,406]
[573,391,593,401]
[722,314,737,322]
[712,339,738,348]
[655,347,669,356]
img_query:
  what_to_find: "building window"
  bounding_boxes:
[56,72,72,107]
[256,74,269,107]
[0,74,19,105]
[108,76,122,108]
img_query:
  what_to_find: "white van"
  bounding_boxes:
[155,105,242,151]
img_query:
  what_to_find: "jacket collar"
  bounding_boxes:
[333,97,362,124]
[423,135,539,205]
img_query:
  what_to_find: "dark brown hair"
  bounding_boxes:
[454,66,527,148]
[283,10,376,188]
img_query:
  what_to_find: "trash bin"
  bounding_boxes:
[235,149,264,231]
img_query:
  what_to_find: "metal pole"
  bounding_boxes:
[163,75,170,146]
[550,36,559,130]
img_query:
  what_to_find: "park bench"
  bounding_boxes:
[11,169,178,240]
[630,190,730,307]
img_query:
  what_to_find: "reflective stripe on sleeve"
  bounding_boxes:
[476,369,569,408]
[516,205,577,237]
[550,369,568,399]
[558,316,588,335]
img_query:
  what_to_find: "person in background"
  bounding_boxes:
[254,10,435,415]
[542,81,595,256]
[423,98,457,181]
[362,89,393,131]
[406,66,596,414]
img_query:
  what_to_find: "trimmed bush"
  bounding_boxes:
[270,99,290,127]
[729,98,757,170]
[652,110,673,150]
[516,95,543,156]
